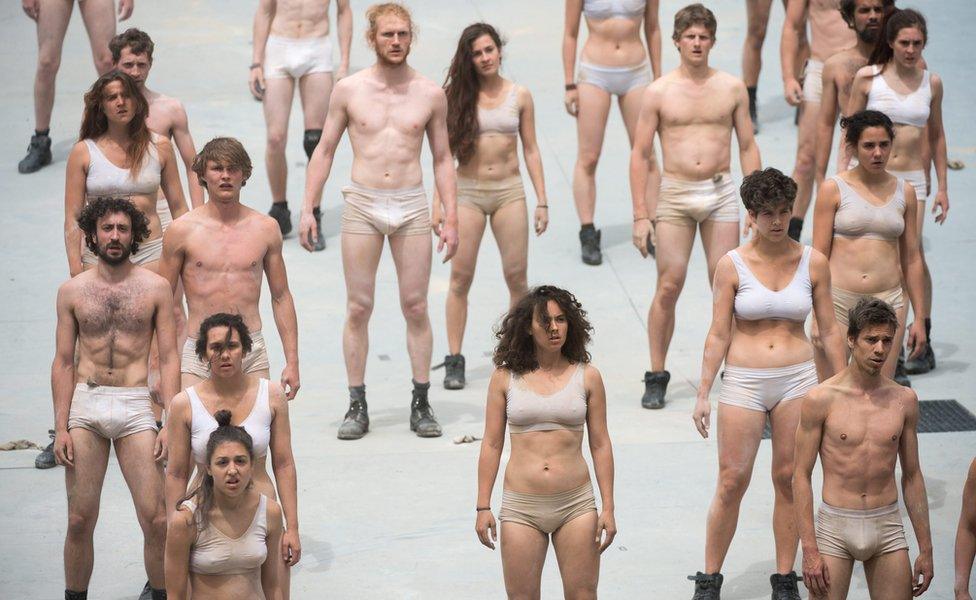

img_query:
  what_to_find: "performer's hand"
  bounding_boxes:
[564,89,579,117]
[249,67,266,101]
[298,211,317,252]
[633,218,653,258]
[802,548,831,597]
[281,528,302,566]
[438,220,459,263]
[912,551,933,596]
[118,0,134,20]
[280,363,300,400]
[534,205,549,235]
[595,510,617,553]
[22,0,40,21]
[54,429,74,467]
[154,425,168,463]
[431,202,444,237]
[907,321,927,361]
[692,397,711,439]
[784,78,804,107]
[932,190,949,225]
[475,510,497,550]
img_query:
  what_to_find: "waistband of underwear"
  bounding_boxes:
[722,359,816,379]
[888,169,926,181]
[502,481,592,501]
[187,329,264,344]
[344,182,426,197]
[579,59,650,73]
[267,34,331,46]
[819,501,899,519]
[833,285,903,300]
[457,175,524,191]
[661,172,733,189]
[805,58,825,69]
[74,383,151,396]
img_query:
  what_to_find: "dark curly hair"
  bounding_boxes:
[839,0,894,29]
[740,167,797,214]
[840,109,895,147]
[493,286,592,375]
[77,196,150,256]
[195,313,253,364]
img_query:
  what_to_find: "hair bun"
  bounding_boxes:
[213,409,233,427]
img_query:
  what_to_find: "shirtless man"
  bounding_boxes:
[298,2,459,440]
[251,0,352,249]
[794,298,934,599]
[814,0,888,184]
[630,3,760,409]
[52,197,177,600]
[19,0,133,174]
[159,137,300,398]
[781,0,856,240]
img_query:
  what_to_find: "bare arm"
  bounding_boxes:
[811,178,839,259]
[268,384,300,565]
[250,0,275,99]
[51,283,77,466]
[163,394,193,515]
[898,184,927,357]
[164,508,194,600]
[629,85,660,257]
[298,82,350,248]
[643,0,661,79]
[845,69,871,118]
[475,369,508,550]
[563,0,583,116]
[64,143,89,276]
[693,256,736,438]
[815,61,841,183]
[781,0,808,105]
[733,81,762,175]
[517,87,549,235]
[428,88,459,262]
[262,500,284,600]
[927,75,949,224]
[956,459,976,599]
[585,366,616,552]
[168,101,205,208]
[809,250,847,375]
[153,277,179,461]
[335,0,352,77]
[158,222,186,294]
[794,389,832,596]
[264,226,300,399]
[899,391,934,595]
[158,138,189,226]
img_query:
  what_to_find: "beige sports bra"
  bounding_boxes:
[477,84,520,136]
[506,364,587,434]
[831,175,905,241]
[185,495,269,576]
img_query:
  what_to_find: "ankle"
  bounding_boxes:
[35,128,50,138]
[65,590,88,600]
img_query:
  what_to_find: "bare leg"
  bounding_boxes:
[341,232,385,386]
[500,521,549,600]
[77,0,116,75]
[648,221,696,371]
[115,430,166,588]
[811,554,855,600]
[915,200,932,323]
[703,403,766,573]
[742,0,775,87]
[699,220,741,284]
[33,0,73,131]
[389,233,434,383]
[573,85,613,226]
[489,200,530,308]
[791,100,821,221]
[298,72,333,130]
[64,428,110,591]
[446,206,488,355]
[882,301,908,378]
[864,549,913,600]
[262,77,296,204]
[769,397,803,574]
[552,511,601,599]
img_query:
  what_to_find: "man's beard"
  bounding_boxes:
[97,242,132,265]
[376,47,409,66]
[857,27,880,44]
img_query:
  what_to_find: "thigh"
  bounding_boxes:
[576,85,613,157]
[654,221,697,280]
[114,430,164,520]
[263,77,296,135]
[769,396,802,473]
[618,85,647,145]
[746,0,775,29]
[699,220,740,284]
[65,428,111,516]
[389,233,433,301]
[797,100,820,155]
[716,402,766,474]
[500,521,549,598]
[77,0,115,63]
[453,206,488,280]
[864,549,912,600]
[36,0,73,56]
[552,510,601,595]
[341,232,385,302]
[489,200,528,279]
[819,554,855,600]
[298,72,334,129]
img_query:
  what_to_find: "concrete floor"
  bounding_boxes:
[0,0,973,598]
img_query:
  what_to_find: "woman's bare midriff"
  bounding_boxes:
[829,237,903,293]
[725,320,814,369]
[503,430,589,495]
[886,124,926,171]
[457,134,520,181]
[581,18,646,67]
[190,570,265,600]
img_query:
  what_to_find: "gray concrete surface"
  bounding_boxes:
[0,0,973,598]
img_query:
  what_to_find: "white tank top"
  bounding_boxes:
[729,247,813,323]
[506,364,587,433]
[866,66,931,128]
[477,84,520,136]
[186,495,269,576]
[84,135,162,198]
[188,379,273,466]
[583,0,645,20]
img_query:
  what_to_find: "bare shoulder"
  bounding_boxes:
[136,267,173,293]
[804,383,837,412]
[489,366,511,388]
[68,140,90,163]
[928,71,943,92]
[58,274,85,300]
[894,383,919,408]
[169,389,191,415]
[808,246,830,270]
[411,69,443,95]
[714,69,746,91]
[853,64,875,81]
[582,363,604,387]
[515,83,532,106]
[267,380,288,408]
[265,495,283,522]
[169,503,197,532]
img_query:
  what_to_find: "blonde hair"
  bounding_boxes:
[192,137,253,187]
[365,3,415,47]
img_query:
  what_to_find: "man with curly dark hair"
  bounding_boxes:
[51,196,178,600]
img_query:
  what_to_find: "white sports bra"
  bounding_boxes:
[831,175,905,241]
[477,84,520,136]
[186,495,269,576]
[729,247,813,323]
[583,0,645,20]
[189,379,273,466]
[84,135,161,198]
[506,364,587,434]
[866,66,931,128]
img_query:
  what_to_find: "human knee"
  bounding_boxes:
[94,51,113,75]
[66,510,97,538]
[746,21,769,48]
[401,294,429,323]
[716,467,751,505]
[564,583,598,600]
[655,276,685,307]
[303,129,322,160]
[502,265,528,294]
[36,52,62,79]
[449,268,475,298]
[266,129,288,154]
[506,587,541,600]
[346,297,374,326]
[576,150,600,175]
[793,151,815,179]
[772,468,795,500]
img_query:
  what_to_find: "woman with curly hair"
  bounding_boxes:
[688,168,846,599]
[475,285,615,598]
[434,23,550,390]
[64,70,188,277]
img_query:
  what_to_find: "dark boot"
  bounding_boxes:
[579,226,602,266]
[641,370,670,409]
[35,429,56,469]
[769,572,802,600]
[410,381,442,438]
[894,350,912,387]
[64,590,87,600]
[268,201,292,236]
[442,354,465,390]
[337,386,369,440]
[688,572,723,600]
[311,206,326,251]
[747,86,759,134]
[788,217,803,241]
[18,133,52,174]
[138,582,152,600]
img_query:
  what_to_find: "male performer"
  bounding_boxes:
[299,2,459,439]
[52,197,177,600]
[794,299,934,599]
[251,0,352,249]
[19,0,134,173]
[630,3,760,409]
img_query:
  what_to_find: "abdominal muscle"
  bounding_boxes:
[887,124,926,171]
[829,236,902,293]
[190,570,265,600]
[457,135,520,181]
[725,320,813,369]
[503,430,590,495]
[581,17,646,67]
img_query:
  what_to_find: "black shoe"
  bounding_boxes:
[689,572,723,600]
[18,134,52,174]
[337,398,369,440]
[311,207,325,251]
[410,383,442,437]
[769,572,801,600]
[894,353,912,387]
[138,581,152,600]
[641,370,670,409]
[788,217,803,242]
[441,354,465,390]
[904,343,935,375]
[579,227,602,266]
[268,202,292,236]
[35,430,56,469]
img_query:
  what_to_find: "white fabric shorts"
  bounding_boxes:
[803,59,824,104]
[578,60,651,96]
[718,360,818,412]
[265,35,334,79]
[656,172,739,225]
[341,184,431,237]
[68,384,157,440]
[890,169,928,202]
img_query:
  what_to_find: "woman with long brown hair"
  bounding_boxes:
[475,286,615,598]
[64,70,187,276]
[433,23,550,390]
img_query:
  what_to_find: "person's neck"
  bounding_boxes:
[679,60,711,80]
[752,233,791,258]
[205,197,244,222]
[96,259,133,283]
[210,372,251,399]
[891,58,918,79]
[479,73,505,94]
[845,361,885,392]
[139,83,158,101]
[214,489,249,513]
[535,348,564,371]
[373,60,410,84]
[104,122,130,146]
[855,37,874,58]
[855,163,889,185]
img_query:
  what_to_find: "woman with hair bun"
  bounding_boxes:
[165,410,283,599]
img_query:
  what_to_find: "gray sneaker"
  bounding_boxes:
[35,430,56,469]
[579,227,602,266]
[18,134,52,174]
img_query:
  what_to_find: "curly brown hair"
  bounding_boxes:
[493,286,592,375]
[77,196,150,256]
[740,167,797,214]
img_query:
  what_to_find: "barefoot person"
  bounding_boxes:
[811,110,926,385]
[476,286,615,598]
[436,23,550,390]
[956,458,976,600]
[166,314,299,597]
[563,0,660,265]
[159,137,300,398]
[251,0,352,249]
[688,168,846,600]
[166,412,283,600]
[19,0,134,174]
[794,298,934,600]
[848,8,949,376]
[52,197,178,600]
[298,3,459,440]
[630,3,760,409]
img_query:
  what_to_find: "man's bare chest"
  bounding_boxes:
[75,282,155,337]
